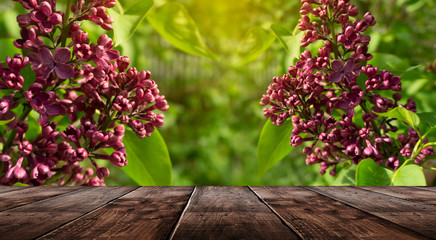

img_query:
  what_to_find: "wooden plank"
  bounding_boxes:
[307,186,436,238]
[170,186,299,240]
[0,186,137,240]
[38,187,194,240]
[359,186,436,205]
[251,186,429,239]
[0,186,28,194]
[416,186,436,192]
[0,186,81,211]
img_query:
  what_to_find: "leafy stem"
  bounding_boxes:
[60,0,73,47]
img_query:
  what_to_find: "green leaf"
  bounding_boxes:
[356,159,393,186]
[270,24,303,60]
[369,53,409,72]
[391,165,426,186]
[108,0,154,46]
[121,129,172,185]
[332,164,357,186]
[0,116,15,125]
[374,107,420,129]
[418,112,436,129]
[356,159,426,186]
[146,2,218,60]
[257,119,294,177]
[1,10,21,39]
[234,26,275,65]
[0,38,21,61]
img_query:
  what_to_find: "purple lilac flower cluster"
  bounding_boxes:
[260,0,434,175]
[0,0,168,185]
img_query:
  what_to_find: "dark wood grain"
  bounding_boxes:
[169,186,299,240]
[38,186,194,240]
[359,186,436,205]
[0,186,28,194]
[0,186,137,240]
[307,186,436,238]
[251,186,429,239]
[416,186,436,192]
[0,186,81,211]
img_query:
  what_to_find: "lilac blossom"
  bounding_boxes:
[0,0,169,186]
[261,0,434,176]
[30,47,74,79]
[30,1,62,34]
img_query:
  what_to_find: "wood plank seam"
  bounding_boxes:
[0,187,85,212]
[248,186,303,240]
[167,186,197,240]
[303,187,431,239]
[35,186,141,239]
[356,187,436,207]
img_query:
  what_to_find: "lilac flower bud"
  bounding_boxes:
[17,0,38,10]
[41,143,58,155]
[359,128,369,138]
[31,164,52,184]
[290,135,303,147]
[0,154,11,162]
[400,148,412,157]
[117,56,130,72]
[13,167,28,182]
[64,148,77,162]
[97,167,110,179]
[14,121,29,134]
[114,125,125,137]
[0,99,9,114]
[408,127,419,138]
[92,131,108,143]
[385,156,400,171]
[61,125,82,143]
[319,162,330,175]
[76,148,88,161]
[6,54,29,72]
[421,146,434,157]
[19,141,33,155]
[110,151,127,167]
[17,14,32,28]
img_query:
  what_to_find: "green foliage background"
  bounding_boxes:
[1,0,435,185]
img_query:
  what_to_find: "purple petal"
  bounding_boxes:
[331,59,344,72]
[53,48,71,64]
[329,72,342,83]
[335,100,350,110]
[39,1,52,16]
[28,53,41,66]
[40,22,53,33]
[39,48,54,64]
[105,50,120,61]
[39,113,50,126]
[55,64,74,79]
[49,13,63,25]
[31,11,45,23]
[343,60,355,73]
[46,103,65,116]
[42,66,55,79]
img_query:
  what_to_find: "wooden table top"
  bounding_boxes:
[0,186,435,239]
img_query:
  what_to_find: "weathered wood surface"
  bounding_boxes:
[251,186,429,239]
[308,186,436,239]
[39,187,193,240]
[0,186,434,240]
[170,186,298,239]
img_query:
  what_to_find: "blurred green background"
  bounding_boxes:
[1,0,436,185]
